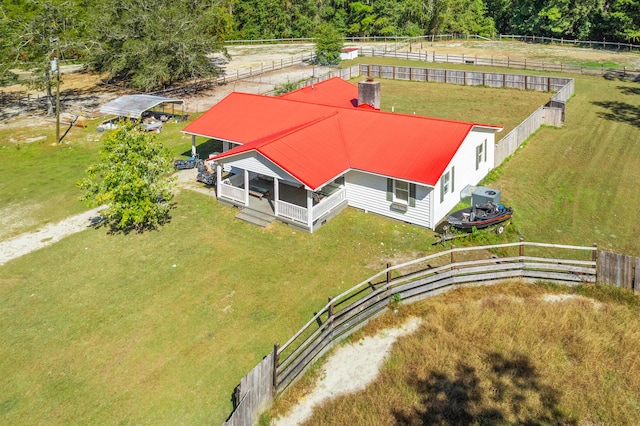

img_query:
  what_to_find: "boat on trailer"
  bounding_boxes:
[446,202,513,232]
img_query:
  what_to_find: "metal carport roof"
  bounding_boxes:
[100,94,183,118]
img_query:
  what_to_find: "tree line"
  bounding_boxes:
[2,0,640,92]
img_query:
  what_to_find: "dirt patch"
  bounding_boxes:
[274,316,422,426]
[0,44,330,128]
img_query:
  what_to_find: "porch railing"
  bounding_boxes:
[277,200,308,224]
[312,187,346,221]
[219,182,245,204]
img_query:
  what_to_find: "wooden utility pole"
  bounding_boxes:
[50,37,61,143]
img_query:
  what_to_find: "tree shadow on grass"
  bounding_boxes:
[592,100,640,127]
[393,352,576,425]
[617,86,640,96]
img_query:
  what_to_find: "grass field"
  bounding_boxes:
[0,120,196,240]
[272,283,640,424]
[0,192,433,424]
[2,44,640,424]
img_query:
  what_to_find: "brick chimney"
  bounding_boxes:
[358,78,380,109]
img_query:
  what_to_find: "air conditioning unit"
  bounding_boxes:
[472,187,501,206]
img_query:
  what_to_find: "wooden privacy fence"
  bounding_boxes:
[223,242,640,425]
[356,63,574,167]
[359,63,572,91]
[223,353,274,426]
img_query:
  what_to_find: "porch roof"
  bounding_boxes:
[184,78,502,190]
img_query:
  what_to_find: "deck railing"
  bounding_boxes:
[312,187,346,221]
[219,183,245,204]
[277,200,308,224]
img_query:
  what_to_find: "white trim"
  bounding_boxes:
[182,132,243,144]
[392,180,410,204]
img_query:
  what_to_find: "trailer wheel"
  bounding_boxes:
[496,224,505,235]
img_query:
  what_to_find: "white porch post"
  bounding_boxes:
[191,135,197,157]
[307,190,313,231]
[216,164,222,197]
[244,169,250,206]
[274,177,280,216]
[223,141,230,152]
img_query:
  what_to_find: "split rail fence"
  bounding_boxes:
[224,33,640,54]
[223,242,639,425]
[357,47,640,80]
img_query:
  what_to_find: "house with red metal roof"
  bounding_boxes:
[182,77,502,232]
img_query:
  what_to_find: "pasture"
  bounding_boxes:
[271,283,640,424]
[1,43,640,424]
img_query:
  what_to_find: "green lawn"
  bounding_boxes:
[0,192,432,424]
[498,75,640,256]
[0,118,198,240]
[2,57,640,424]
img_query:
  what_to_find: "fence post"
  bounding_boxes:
[450,245,455,265]
[592,242,598,263]
[519,237,525,260]
[272,343,280,394]
[386,262,392,284]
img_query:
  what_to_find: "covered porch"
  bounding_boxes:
[214,165,347,232]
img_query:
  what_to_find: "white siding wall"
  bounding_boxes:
[433,128,497,225]
[345,170,433,228]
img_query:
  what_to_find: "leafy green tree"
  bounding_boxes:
[314,23,344,65]
[431,0,495,36]
[90,0,233,91]
[78,123,176,234]
[1,0,87,114]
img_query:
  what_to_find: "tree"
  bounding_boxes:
[314,23,344,65]
[1,0,87,115]
[78,123,176,234]
[89,0,233,91]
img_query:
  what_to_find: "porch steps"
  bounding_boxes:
[235,208,275,227]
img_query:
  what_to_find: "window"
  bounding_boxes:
[394,180,409,203]
[387,179,416,208]
[440,167,455,203]
[476,139,487,170]
[484,139,487,162]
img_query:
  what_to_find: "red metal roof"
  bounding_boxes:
[278,77,358,108]
[183,77,502,190]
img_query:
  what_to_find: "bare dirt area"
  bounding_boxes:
[0,43,332,129]
[5,39,634,130]
[274,317,423,426]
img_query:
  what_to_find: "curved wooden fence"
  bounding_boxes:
[221,241,640,426]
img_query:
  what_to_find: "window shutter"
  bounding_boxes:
[387,179,393,201]
[475,145,480,170]
[451,167,455,193]
[440,179,445,203]
[409,184,416,207]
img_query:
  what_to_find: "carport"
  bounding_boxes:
[99,94,185,132]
